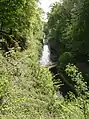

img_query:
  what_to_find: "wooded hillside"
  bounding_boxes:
[0,0,89,119]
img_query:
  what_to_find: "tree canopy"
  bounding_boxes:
[46,0,89,58]
[0,0,89,119]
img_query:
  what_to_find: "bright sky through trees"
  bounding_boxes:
[39,0,62,20]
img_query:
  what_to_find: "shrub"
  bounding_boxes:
[58,52,73,69]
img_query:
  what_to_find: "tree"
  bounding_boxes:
[0,0,43,52]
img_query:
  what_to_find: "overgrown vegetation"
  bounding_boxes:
[45,0,89,118]
[0,0,89,118]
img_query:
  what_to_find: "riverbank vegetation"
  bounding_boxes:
[45,0,89,118]
[0,0,89,119]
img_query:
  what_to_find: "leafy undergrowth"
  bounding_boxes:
[0,50,89,119]
[0,51,54,119]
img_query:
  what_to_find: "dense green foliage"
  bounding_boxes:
[0,0,89,118]
[0,0,43,52]
[0,52,55,118]
[44,0,89,118]
[46,0,89,88]
[47,0,89,58]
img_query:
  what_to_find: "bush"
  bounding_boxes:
[65,64,88,96]
[0,50,58,119]
[58,52,73,69]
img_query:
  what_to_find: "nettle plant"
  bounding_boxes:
[65,63,89,119]
[65,63,88,96]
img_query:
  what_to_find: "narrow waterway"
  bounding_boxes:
[40,39,52,66]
